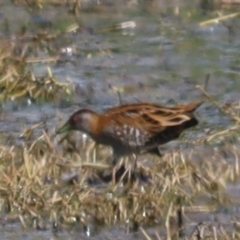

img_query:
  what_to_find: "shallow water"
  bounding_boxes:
[1,1,240,137]
[0,0,240,239]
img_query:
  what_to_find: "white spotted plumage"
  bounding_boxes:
[58,100,203,157]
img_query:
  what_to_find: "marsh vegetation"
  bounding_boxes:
[0,0,240,239]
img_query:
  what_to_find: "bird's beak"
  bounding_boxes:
[55,122,72,135]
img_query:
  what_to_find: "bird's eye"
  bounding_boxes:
[71,117,77,124]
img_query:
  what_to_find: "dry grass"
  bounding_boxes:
[0,33,74,105]
[0,102,240,239]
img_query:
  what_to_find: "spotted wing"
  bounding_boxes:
[104,101,202,149]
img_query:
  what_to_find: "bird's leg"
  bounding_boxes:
[123,157,132,184]
[132,154,138,172]
[111,153,138,184]
[127,154,137,183]
[111,153,122,184]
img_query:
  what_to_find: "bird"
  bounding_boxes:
[56,100,203,160]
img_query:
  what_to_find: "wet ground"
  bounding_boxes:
[0,0,240,239]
